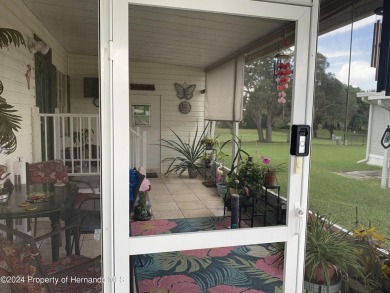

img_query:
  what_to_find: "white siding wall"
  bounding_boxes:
[68,53,99,114]
[0,0,67,168]
[369,105,389,163]
[130,61,205,172]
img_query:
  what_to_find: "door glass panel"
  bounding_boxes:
[128,2,293,237]
[133,105,151,126]
[132,243,284,292]
[0,0,102,291]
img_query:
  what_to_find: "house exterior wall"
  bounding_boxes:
[0,0,67,167]
[129,61,205,172]
[368,104,389,166]
[68,53,99,114]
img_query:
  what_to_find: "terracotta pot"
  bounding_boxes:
[305,264,336,284]
[264,172,277,187]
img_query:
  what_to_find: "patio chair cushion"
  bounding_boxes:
[28,160,69,184]
[0,230,102,293]
[44,255,101,292]
[0,234,44,292]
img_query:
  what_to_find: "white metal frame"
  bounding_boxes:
[100,0,319,291]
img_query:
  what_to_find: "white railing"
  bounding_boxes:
[32,108,101,176]
[129,127,147,171]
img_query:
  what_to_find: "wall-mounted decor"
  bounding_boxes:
[25,65,31,89]
[179,101,191,114]
[174,82,196,100]
[130,84,155,91]
[93,98,99,107]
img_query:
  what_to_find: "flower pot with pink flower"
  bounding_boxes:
[260,156,285,187]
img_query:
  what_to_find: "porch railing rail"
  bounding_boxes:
[32,108,101,176]
[130,127,147,171]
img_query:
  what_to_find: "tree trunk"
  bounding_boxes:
[266,113,272,142]
[312,121,318,138]
[251,111,265,141]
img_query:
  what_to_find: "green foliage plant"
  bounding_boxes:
[270,212,364,291]
[0,28,26,49]
[0,96,22,155]
[160,123,206,177]
[0,28,25,154]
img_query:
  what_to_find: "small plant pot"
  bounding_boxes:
[216,183,227,195]
[188,167,198,178]
[305,265,336,285]
[264,172,277,187]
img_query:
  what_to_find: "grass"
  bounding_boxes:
[215,127,389,246]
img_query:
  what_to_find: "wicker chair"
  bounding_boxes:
[0,223,101,293]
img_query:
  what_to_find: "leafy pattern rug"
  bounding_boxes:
[131,218,284,293]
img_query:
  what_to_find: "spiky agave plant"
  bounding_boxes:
[161,123,207,178]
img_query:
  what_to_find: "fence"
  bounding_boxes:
[331,133,366,146]
[32,109,100,176]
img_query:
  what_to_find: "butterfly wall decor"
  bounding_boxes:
[174,82,196,100]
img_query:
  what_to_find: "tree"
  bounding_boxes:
[312,53,360,138]
[244,54,292,142]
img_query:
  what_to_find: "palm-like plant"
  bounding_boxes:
[161,124,207,178]
[0,28,26,48]
[0,97,22,154]
[0,28,25,154]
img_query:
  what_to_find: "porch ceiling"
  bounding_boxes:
[22,0,381,69]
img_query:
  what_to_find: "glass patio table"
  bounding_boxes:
[0,183,76,261]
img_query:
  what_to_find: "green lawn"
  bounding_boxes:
[215,128,389,245]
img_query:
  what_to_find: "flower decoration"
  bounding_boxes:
[261,156,271,165]
[260,155,285,175]
[275,61,291,104]
[216,166,224,183]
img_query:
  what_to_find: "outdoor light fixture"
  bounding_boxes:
[381,126,390,149]
[27,38,50,55]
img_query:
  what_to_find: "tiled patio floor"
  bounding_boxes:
[147,174,228,220]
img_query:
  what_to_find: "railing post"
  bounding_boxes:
[142,130,147,173]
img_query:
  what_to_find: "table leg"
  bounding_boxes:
[5,219,13,241]
[49,213,60,261]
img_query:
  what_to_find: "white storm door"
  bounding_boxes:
[102,0,319,292]
[130,95,161,173]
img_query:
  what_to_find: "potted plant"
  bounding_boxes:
[160,124,206,178]
[133,191,152,221]
[200,136,220,150]
[270,212,364,291]
[352,226,390,292]
[260,155,285,187]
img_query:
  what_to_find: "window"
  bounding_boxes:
[132,105,151,126]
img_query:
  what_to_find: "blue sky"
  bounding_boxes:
[317,15,380,91]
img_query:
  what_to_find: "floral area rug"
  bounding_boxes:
[131,217,284,293]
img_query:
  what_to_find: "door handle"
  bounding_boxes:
[295,202,305,235]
